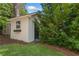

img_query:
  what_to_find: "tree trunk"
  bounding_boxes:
[14,3,20,17]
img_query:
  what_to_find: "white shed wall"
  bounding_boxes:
[10,16,34,42]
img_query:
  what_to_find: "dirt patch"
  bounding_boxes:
[43,44,79,56]
[0,35,27,45]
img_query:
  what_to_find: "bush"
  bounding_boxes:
[37,3,79,51]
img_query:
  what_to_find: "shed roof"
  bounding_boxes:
[10,14,37,21]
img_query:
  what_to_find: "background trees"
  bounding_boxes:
[0,3,27,32]
[0,3,14,32]
[37,3,79,51]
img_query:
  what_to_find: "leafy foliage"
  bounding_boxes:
[0,3,14,31]
[0,3,15,18]
[37,3,79,51]
[19,3,27,16]
[0,3,27,31]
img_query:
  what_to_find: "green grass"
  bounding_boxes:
[0,43,64,56]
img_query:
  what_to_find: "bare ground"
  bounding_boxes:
[0,35,26,45]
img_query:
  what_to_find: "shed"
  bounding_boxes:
[10,14,38,42]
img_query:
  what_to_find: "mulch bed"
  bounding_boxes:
[0,35,79,56]
[43,44,79,56]
[0,35,27,45]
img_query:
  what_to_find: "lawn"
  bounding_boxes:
[0,43,64,56]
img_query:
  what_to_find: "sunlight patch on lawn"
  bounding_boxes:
[0,49,8,52]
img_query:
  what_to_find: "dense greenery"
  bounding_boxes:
[0,3,27,31]
[37,3,79,51]
[0,4,14,31]
[0,4,15,18]
[0,43,64,56]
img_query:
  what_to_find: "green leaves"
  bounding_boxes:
[0,4,14,30]
[0,4,15,18]
[37,3,79,51]
[19,3,27,15]
[0,3,27,31]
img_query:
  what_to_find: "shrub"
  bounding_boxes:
[37,3,79,51]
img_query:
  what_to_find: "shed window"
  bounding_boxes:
[16,21,21,29]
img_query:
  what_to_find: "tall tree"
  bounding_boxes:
[14,3,27,17]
